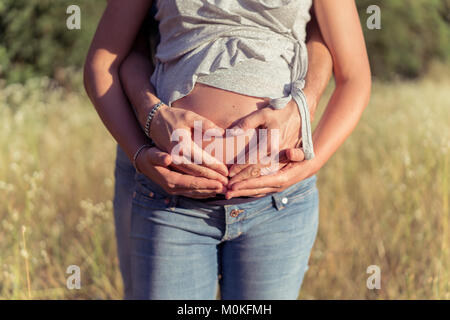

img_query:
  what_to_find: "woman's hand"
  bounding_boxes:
[226,95,308,180]
[224,6,335,193]
[227,0,373,198]
[136,147,227,198]
[229,97,302,161]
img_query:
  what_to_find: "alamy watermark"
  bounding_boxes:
[170,121,281,174]
[366,5,381,30]
[366,265,381,290]
[66,265,81,290]
[66,4,381,31]
[66,5,81,30]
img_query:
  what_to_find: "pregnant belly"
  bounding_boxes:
[171,82,275,168]
[172,82,270,128]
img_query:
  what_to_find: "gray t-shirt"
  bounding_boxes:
[150,0,314,159]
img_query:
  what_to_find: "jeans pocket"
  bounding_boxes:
[132,173,176,211]
[272,175,317,211]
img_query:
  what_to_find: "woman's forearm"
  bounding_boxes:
[223,74,371,199]
[303,10,333,120]
[308,0,372,173]
[309,77,371,174]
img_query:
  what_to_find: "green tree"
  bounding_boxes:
[357,0,450,79]
[0,0,105,83]
[0,0,449,83]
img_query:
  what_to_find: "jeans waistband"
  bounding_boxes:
[134,171,317,209]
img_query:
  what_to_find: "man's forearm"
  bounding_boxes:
[119,30,160,129]
[83,1,154,162]
[303,11,333,121]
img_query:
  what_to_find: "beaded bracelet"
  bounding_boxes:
[132,144,153,173]
[144,101,165,138]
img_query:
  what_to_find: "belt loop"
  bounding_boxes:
[271,193,284,211]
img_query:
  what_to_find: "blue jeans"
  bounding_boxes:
[113,145,136,299]
[130,169,320,300]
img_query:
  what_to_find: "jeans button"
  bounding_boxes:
[230,209,244,217]
[281,197,288,205]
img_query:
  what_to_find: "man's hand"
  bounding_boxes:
[136,147,227,198]
[117,26,229,185]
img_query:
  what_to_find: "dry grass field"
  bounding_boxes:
[0,70,448,299]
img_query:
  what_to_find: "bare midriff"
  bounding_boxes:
[172,82,271,129]
[171,82,275,204]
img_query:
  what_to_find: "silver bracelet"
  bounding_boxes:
[144,101,165,138]
[132,144,152,173]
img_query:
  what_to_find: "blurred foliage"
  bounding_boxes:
[357,0,450,79]
[0,0,449,83]
[0,0,105,84]
[0,71,449,299]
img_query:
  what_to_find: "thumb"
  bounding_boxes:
[147,147,172,167]
[229,109,267,136]
[286,148,305,162]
